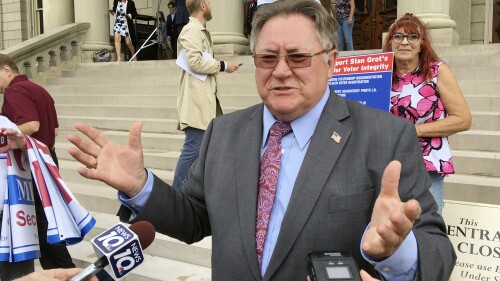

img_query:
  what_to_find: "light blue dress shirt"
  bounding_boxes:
[258,87,329,275]
[120,88,418,280]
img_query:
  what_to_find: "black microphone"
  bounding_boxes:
[70,221,156,281]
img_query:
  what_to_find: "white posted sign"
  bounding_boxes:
[443,200,500,281]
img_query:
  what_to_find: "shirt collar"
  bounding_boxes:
[189,16,206,30]
[8,74,28,87]
[262,87,330,150]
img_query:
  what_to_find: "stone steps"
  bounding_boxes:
[57,116,179,133]
[436,44,500,61]
[48,72,259,86]
[49,72,256,86]
[448,130,500,152]
[441,53,500,68]
[44,80,258,96]
[52,94,262,108]
[57,143,180,171]
[459,80,500,95]
[451,150,500,177]
[434,44,500,59]
[57,130,184,153]
[469,111,500,131]
[450,67,500,81]
[47,75,180,86]
[444,174,500,205]
[463,95,500,111]
[56,104,179,119]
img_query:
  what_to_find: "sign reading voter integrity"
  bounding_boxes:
[329,52,394,111]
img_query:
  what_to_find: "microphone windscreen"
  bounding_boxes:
[129,221,156,249]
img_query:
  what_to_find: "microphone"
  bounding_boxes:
[70,221,156,281]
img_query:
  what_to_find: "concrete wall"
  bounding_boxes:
[1,0,494,51]
[0,0,28,49]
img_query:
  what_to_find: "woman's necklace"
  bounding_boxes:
[398,65,419,77]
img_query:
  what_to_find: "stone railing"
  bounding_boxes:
[0,23,90,85]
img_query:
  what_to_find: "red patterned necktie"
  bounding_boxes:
[256,121,292,268]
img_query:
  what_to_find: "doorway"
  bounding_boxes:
[353,0,397,50]
[494,0,500,43]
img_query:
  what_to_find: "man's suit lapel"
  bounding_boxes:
[263,92,352,280]
[237,105,264,281]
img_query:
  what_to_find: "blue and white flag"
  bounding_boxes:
[0,149,40,262]
[0,135,96,263]
[25,136,95,245]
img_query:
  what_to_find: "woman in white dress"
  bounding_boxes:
[109,0,138,62]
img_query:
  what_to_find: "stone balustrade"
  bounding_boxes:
[0,23,90,85]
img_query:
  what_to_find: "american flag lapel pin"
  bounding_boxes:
[331,131,341,143]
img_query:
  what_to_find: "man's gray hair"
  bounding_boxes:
[249,0,337,53]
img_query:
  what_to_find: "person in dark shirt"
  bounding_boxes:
[0,54,75,281]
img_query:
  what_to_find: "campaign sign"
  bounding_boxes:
[329,52,394,111]
[91,223,145,280]
[4,150,40,262]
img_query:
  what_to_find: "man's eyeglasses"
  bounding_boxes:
[392,33,420,43]
[252,50,330,69]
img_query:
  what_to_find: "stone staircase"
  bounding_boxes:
[435,44,500,205]
[43,44,499,280]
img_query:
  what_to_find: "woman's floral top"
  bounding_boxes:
[390,61,454,175]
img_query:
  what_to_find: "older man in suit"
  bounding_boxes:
[67,0,455,280]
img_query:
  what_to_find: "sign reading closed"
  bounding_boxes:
[443,200,500,281]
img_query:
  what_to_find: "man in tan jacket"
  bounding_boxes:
[173,0,239,190]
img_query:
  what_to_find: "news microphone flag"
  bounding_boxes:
[0,150,40,262]
[25,136,95,245]
[70,221,156,281]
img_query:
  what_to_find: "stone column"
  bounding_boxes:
[74,0,113,62]
[449,0,471,45]
[43,0,74,32]
[398,0,459,46]
[206,0,249,56]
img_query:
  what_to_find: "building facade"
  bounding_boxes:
[0,0,498,54]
